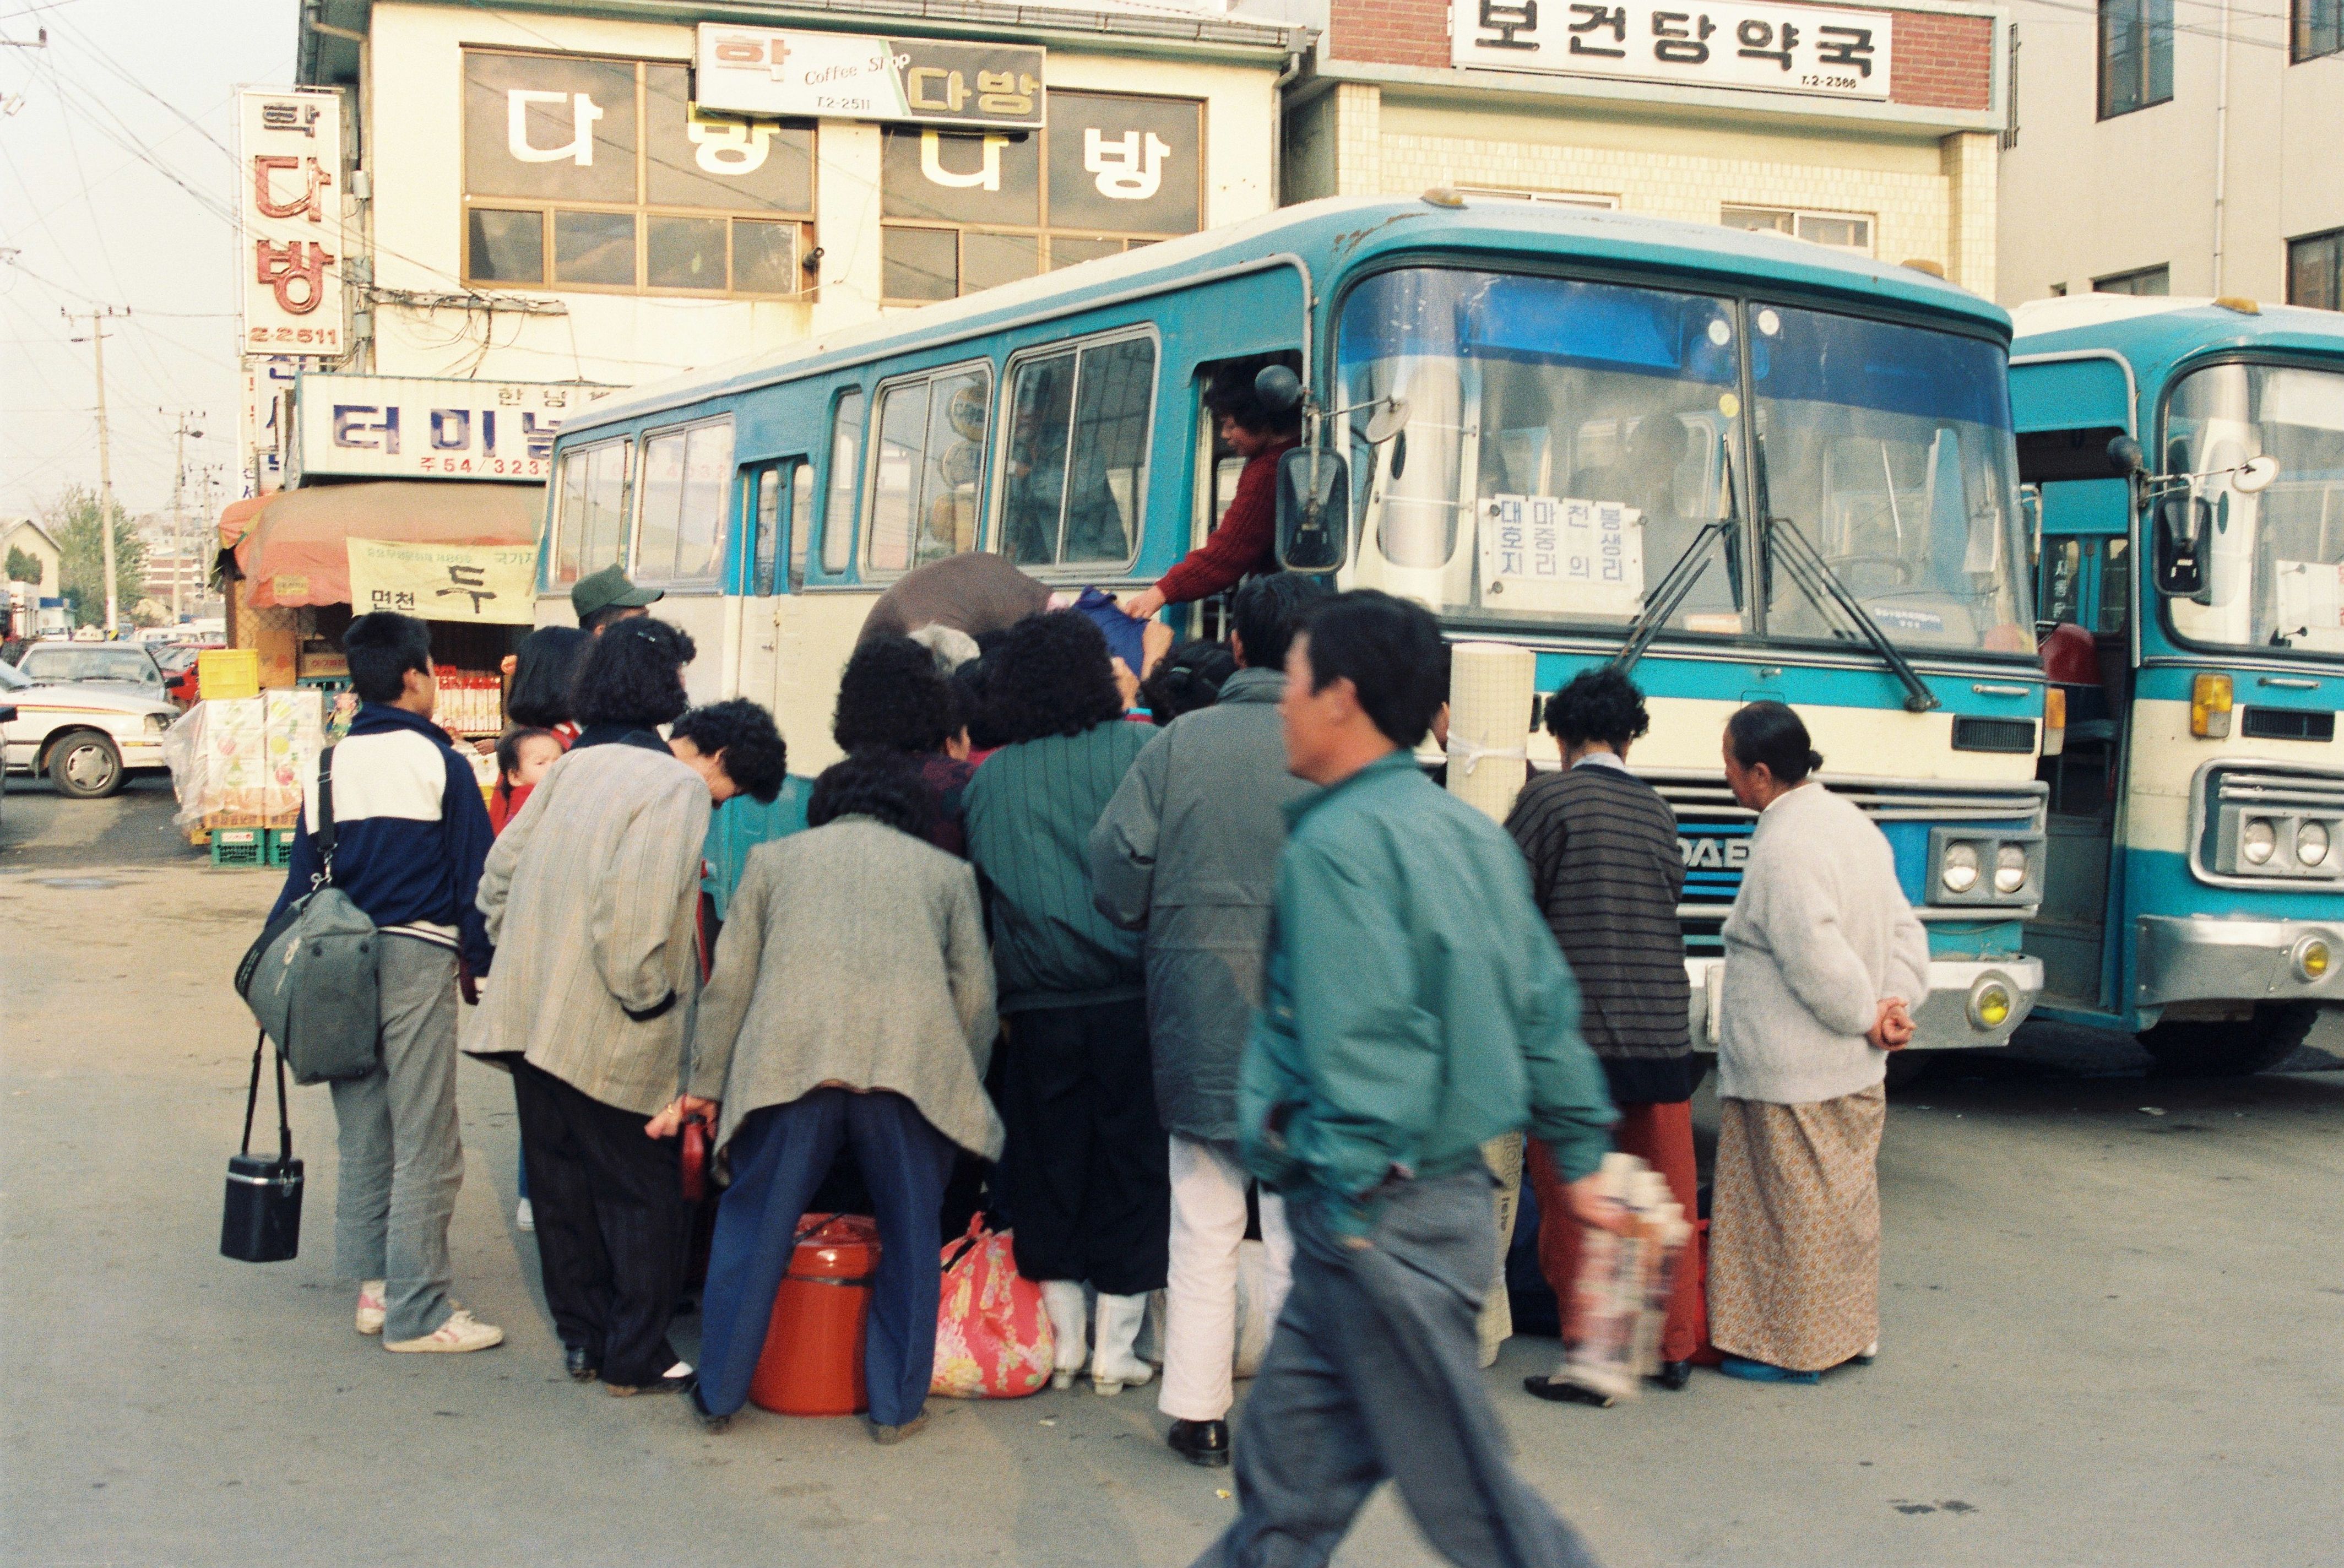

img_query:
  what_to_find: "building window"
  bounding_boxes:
[1719,205,1875,256]
[1455,187,1620,209]
[462,50,813,297]
[2291,229,2344,311]
[999,333,1157,570]
[866,365,992,576]
[879,91,1202,303]
[2297,0,2344,61]
[2098,0,2174,118]
[2093,265,2170,295]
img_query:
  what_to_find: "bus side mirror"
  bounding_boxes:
[1275,446,1350,573]
[2152,495,2212,600]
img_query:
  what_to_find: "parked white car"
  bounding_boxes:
[0,659,174,798]
[13,642,170,700]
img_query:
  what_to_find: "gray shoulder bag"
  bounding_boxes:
[235,747,381,1084]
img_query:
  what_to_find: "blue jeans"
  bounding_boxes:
[696,1089,957,1427]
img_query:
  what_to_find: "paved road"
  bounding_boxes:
[3,788,2340,1567]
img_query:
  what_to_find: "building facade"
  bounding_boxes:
[1272,0,2007,295]
[1996,0,2344,307]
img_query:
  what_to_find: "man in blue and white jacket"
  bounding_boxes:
[268,611,502,1354]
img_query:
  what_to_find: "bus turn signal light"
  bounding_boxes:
[2043,688,2066,757]
[2191,673,2234,738]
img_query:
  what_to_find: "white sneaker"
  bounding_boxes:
[1041,1280,1089,1391]
[355,1281,387,1336]
[515,1198,535,1232]
[386,1307,505,1354]
[1091,1292,1156,1395]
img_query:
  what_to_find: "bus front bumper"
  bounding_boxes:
[2136,914,2344,1009]
[1688,956,2042,1052]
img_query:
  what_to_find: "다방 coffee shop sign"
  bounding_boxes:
[696,23,1046,130]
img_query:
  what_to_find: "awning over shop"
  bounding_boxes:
[231,481,545,608]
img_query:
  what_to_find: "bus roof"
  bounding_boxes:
[2011,295,2344,390]
[560,194,2014,437]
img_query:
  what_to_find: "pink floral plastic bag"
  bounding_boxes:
[931,1214,1054,1399]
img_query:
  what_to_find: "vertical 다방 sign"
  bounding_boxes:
[1451,0,1894,101]
[238,87,348,357]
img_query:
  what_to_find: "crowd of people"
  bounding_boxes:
[264,552,1929,1566]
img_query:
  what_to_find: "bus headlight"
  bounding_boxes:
[1941,843,1980,895]
[1994,843,2030,895]
[1967,974,2014,1031]
[2291,935,2332,983]
[2297,821,2330,867]
[2242,818,2277,865]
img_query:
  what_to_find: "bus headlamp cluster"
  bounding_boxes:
[2216,806,2344,880]
[1928,829,2043,907]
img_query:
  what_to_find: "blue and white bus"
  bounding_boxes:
[2014,296,2344,1073]
[539,194,2046,1054]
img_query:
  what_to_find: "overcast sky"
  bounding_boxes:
[1,0,297,526]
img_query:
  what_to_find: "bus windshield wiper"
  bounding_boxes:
[1613,517,1733,676]
[1763,511,1940,713]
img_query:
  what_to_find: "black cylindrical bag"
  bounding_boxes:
[223,1029,303,1263]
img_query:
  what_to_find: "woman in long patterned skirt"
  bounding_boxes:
[1708,702,1929,1382]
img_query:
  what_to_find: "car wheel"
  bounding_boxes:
[2137,1002,2318,1078]
[47,730,124,799]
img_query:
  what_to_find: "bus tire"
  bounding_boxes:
[2137,1002,2318,1078]
[1883,1052,1935,1092]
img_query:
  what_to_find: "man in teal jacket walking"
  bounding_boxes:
[1195,590,1622,1568]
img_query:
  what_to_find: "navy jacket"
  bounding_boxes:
[270,703,495,971]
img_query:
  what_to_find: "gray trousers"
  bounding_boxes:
[1192,1173,1602,1568]
[329,935,463,1342]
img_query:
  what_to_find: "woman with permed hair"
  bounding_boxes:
[684,749,996,1445]
[569,617,696,746]
[833,634,971,855]
[1507,666,1707,1403]
[961,610,1166,1395]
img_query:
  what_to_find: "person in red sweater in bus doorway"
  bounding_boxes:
[1117,359,1302,625]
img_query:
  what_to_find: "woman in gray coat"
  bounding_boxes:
[682,750,999,1444]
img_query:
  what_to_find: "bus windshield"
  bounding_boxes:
[2163,361,2344,656]
[1335,267,2033,655]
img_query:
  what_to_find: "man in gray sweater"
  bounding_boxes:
[1090,572,1329,1469]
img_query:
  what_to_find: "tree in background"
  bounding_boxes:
[5,546,41,584]
[42,486,146,630]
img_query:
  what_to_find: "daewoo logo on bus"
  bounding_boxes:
[1679,833,1750,870]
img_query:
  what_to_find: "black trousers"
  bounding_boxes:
[999,997,1169,1296]
[512,1060,683,1387]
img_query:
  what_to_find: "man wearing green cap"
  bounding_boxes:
[572,566,663,634]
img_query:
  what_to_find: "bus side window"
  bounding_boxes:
[749,465,781,594]
[820,390,864,577]
[868,363,991,576]
[2041,536,2086,625]
[1001,333,1154,571]
[790,463,813,592]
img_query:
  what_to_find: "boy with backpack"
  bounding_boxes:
[268,611,502,1353]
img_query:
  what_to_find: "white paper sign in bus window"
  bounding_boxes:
[1452,0,1895,102]
[238,86,348,358]
[1480,495,1646,616]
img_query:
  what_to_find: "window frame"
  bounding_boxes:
[1718,204,1877,257]
[2296,0,2343,62]
[2093,265,2171,296]
[991,325,1160,579]
[860,359,995,582]
[2287,227,2344,311]
[877,89,1204,305]
[813,388,866,584]
[626,414,736,593]
[741,459,806,596]
[2097,0,2174,120]
[459,47,816,300]
[546,434,633,590]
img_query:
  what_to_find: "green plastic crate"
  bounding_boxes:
[210,827,268,869]
[267,828,298,867]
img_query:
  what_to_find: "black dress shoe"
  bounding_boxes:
[1648,1360,1694,1392]
[564,1344,598,1383]
[1168,1418,1230,1467]
[606,1369,691,1397]
[1523,1375,1613,1408]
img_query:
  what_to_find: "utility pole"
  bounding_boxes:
[64,306,128,636]
[163,408,206,625]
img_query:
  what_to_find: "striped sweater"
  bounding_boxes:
[963,720,1150,1013]
[1505,761,1699,1105]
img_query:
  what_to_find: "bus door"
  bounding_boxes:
[734,457,809,713]
[2032,525,2134,1010]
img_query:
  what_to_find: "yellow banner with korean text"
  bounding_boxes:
[346,538,538,625]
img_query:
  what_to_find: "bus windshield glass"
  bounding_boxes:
[2163,361,2344,655]
[1748,302,2032,655]
[1338,268,1745,637]
[1336,268,2032,653]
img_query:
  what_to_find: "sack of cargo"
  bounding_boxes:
[930,1213,1053,1399]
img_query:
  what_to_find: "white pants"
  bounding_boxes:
[1160,1135,1294,1423]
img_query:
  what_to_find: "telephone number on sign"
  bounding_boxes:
[416,455,548,476]
[1800,74,1863,90]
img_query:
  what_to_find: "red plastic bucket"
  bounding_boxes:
[748,1214,882,1417]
